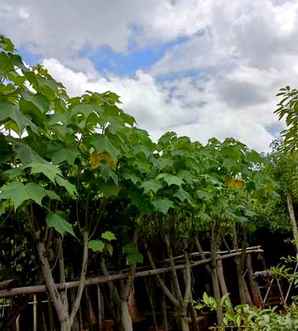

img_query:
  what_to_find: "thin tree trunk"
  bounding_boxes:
[69,231,89,328]
[146,246,179,307]
[216,259,228,297]
[247,251,263,307]
[58,238,69,313]
[36,240,68,325]
[233,225,250,304]
[97,285,103,330]
[287,193,298,256]
[86,287,97,325]
[195,237,212,275]
[161,294,169,331]
[180,313,190,331]
[120,298,133,331]
[210,224,222,324]
[100,257,121,326]
[144,279,158,331]
[47,299,55,331]
[60,320,70,331]
[165,234,183,302]
[119,230,139,331]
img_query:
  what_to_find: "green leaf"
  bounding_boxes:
[0,36,15,52]
[90,135,119,161]
[152,198,174,215]
[88,240,105,252]
[0,101,35,133]
[55,177,77,197]
[21,93,49,114]
[36,77,58,100]
[0,182,48,209]
[123,243,143,265]
[141,179,162,194]
[46,190,61,201]
[14,143,46,164]
[46,212,75,237]
[71,104,95,118]
[51,148,79,165]
[174,188,192,203]
[25,162,62,183]
[157,173,183,186]
[3,168,24,179]
[101,231,116,241]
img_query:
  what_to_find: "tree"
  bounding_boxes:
[0,35,135,331]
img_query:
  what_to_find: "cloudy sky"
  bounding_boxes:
[1,0,298,151]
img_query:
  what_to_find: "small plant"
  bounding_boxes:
[195,292,298,330]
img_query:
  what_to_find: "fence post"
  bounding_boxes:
[33,294,37,331]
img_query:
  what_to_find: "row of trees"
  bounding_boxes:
[0,36,297,331]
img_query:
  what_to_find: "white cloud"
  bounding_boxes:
[0,0,207,59]
[43,58,276,151]
[2,0,298,151]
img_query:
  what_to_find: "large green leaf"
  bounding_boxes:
[88,240,105,252]
[141,179,162,194]
[101,231,116,241]
[90,135,119,161]
[0,182,48,209]
[21,93,49,114]
[152,198,174,215]
[14,144,46,164]
[123,243,143,265]
[174,188,192,203]
[25,162,62,183]
[46,212,75,237]
[157,173,184,187]
[0,101,35,133]
[55,177,77,197]
[51,148,79,165]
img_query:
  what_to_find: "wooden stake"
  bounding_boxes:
[33,294,37,331]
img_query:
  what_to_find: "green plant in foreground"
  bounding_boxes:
[195,292,298,330]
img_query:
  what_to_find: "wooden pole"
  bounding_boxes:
[0,248,263,298]
[33,294,37,331]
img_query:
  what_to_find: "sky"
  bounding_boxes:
[1,0,298,151]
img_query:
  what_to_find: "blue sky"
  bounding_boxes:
[1,0,298,151]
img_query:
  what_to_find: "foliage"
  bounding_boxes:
[196,293,298,331]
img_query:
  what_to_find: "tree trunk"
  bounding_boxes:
[233,226,251,304]
[162,294,169,331]
[146,245,179,307]
[216,259,228,296]
[100,257,122,327]
[165,234,183,302]
[120,299,133,331]
[37,240,69,325]
[287,193,298,256]
[60,320,71,331]
[58,238,69,313]
[120,229,138,331]
[69,231,89,328]
[247,254,263,308]
[180,313,190,331]
[195,237,212,275]
[210,225,222,324]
